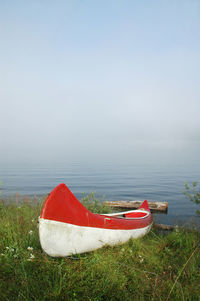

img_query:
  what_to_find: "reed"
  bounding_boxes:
[0,195,200,301]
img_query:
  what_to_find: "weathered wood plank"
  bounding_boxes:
[103,201,168,213]
[154,224,199,231]
[154,223,175,230]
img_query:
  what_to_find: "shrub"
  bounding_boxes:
[184,181,200,216]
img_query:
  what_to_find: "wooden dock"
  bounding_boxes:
[104,200,168,213]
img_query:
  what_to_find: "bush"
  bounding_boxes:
[184,181,200,216]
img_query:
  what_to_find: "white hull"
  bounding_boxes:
[39,218,152,257]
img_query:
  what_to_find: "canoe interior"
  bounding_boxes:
[100,210,148,219]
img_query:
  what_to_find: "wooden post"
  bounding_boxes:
[103,201,168,213]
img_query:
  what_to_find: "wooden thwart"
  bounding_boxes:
[104,201,168,213]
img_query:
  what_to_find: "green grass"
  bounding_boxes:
[0,196,200,301]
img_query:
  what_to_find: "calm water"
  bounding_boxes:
[0,161,199,226]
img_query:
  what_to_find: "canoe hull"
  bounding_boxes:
[39,217,152,257]
[39,183,152,257]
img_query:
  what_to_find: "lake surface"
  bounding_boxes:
[0,161,199,226]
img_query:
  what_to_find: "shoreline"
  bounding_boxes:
[1,194,200,228]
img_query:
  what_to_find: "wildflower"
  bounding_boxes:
[27,247,33,251]
[6,247,9,250]
[175,226,179,233]
[28,253,35,261]
[1,253,5,256]
[29,230,33,235]
[139,254,144,263]
[11,248,14,252]
[27,253,35,261]
[32,219,35,222]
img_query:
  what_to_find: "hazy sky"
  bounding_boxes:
[1,0,200,166]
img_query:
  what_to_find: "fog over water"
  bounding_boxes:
[0,1,200,224]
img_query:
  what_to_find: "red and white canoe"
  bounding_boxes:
[39,183,153,257]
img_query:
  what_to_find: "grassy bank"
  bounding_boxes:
[0,196,200,301]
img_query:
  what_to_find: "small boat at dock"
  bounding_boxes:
[39,183,153,257]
